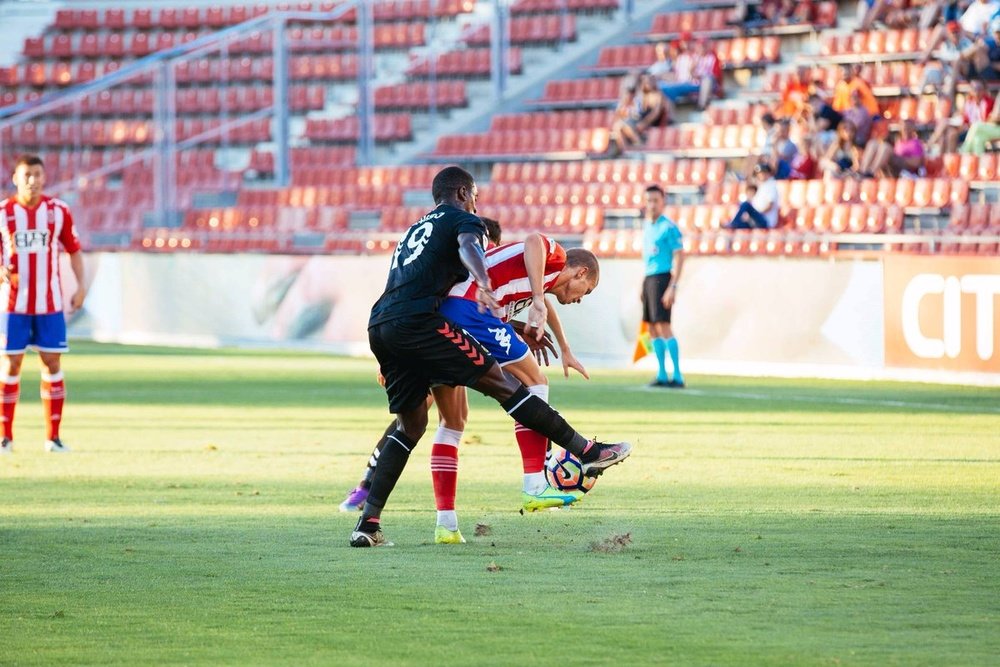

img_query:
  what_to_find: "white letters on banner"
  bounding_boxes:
[902,273,1000,361]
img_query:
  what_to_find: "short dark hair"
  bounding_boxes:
[14,154,44,172]
[432,166,475,204]
[644,184,665,198]
[480,216,501,245]
[565,248,600,281]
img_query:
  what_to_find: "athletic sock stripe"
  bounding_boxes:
[386,434,412,452]
[505,394,532,415]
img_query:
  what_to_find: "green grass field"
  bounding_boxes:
[2,342,998,666]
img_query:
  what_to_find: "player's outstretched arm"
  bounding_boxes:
[457,232,499,314]
[522,234,548,340]
[544,296,589,380]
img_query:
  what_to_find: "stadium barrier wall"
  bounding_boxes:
[66,253,1000,384]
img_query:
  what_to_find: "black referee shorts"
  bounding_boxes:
[642,272,673,324]
[369,312,495,414]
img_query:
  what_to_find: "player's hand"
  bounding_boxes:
[661,288,676,309]
[68,288,86,314]
[475,284,500,316]
[376,370,386,387]
[0,265,12,284]
[512,321,558,366]
[561,349,590,380]
[525,300,548,341]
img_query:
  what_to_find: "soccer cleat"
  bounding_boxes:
[350,528,393,548]
[0,438,12,455]
[434,525,467,544]
[44,438,70,453]
[581,440,632,478]
[667,379,686,389]
[522,485,582,512]
[649,378,670,388]
[338,486,369,512]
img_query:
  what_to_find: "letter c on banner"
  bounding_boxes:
[901,274,945,359]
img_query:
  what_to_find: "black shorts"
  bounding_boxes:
[642,272,673,324]
[369,312,495,414]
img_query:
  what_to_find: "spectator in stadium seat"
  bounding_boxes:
[693,39,723,109]
[768,118,799,178]
[657,38,701,103]
[777,66,814,119]
[812,101,845,151]
[731,0,774,32]
[929,79,994,153]
[832,65,879,116]
[820,119,862,177]
[725,163,780,229]
[919,20,976,99]
[861,0,922,30]
[920,0,1000,65]
[608,74,668,156]
[968,17,1000,79]
[859,118,926,176]
[792,0,817,23]
[788,134,820,179]
[960,93,1000,153]
[843,89,875,146]
[647,41,675,80]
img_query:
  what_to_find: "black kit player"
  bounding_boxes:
[351,166,632,547]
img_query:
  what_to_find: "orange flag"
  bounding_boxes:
[632,321,652,363]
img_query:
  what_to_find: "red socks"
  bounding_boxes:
[2,375,19,440]
[41,371,65,440]
[515,385,550,474]
[430,426,462,511]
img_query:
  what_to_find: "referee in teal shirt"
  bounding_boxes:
[641,184,685,388]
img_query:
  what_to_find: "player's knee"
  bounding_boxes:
[398,410,428,442]
[440,414,466,431]
[475,365,521,402]
[39,354,61,375]
[2,354,24,376]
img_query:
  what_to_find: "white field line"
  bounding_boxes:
[631,386,1000,414]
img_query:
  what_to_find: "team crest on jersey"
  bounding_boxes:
[12,230,50,253]
[488,326,512,354]
[506,297,533,321]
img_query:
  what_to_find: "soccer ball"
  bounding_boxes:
[545,447,597,494]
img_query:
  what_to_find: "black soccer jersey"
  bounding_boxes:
[369,204,487,327]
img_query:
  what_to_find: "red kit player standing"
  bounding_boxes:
[0,155,86,454]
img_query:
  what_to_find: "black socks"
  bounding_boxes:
[361,428,417,519]
[500,386,590,457]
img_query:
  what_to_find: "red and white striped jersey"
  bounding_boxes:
[0,195,82,315]
[448,234,566,322]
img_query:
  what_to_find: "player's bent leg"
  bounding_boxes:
[340,418,396,512]
[504,360,552,496]
[350,404,428,548]
[474,367,633,477]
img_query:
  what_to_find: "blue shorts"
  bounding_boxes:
[438,297,530,366]
[0,312,69,354]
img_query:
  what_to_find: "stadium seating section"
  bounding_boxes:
[0,0,997,257]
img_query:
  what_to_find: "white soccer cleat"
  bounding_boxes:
[44,438,71,453]
[0,438,12,455]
